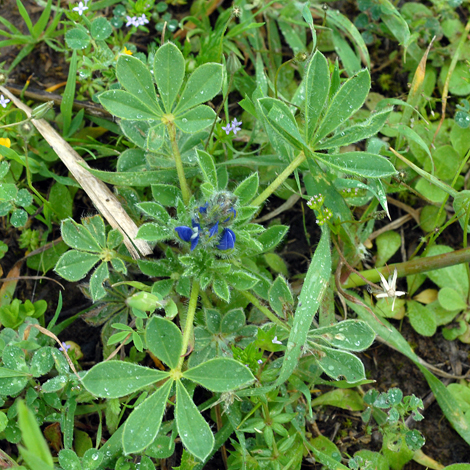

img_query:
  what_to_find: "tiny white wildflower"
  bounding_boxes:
[126,15,139,27]
[221,123,232,135]
[138,14,149,25]
[272,336,282,345]
[375,267,406,311]
[0,95,10,108]
[231,118,242,135]
[72,1,88,15]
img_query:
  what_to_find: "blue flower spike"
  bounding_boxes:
[199,203,208,214]
[217,228,236,250]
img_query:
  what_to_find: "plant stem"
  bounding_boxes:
[167,121,191,205]
[341,246,470,289]
[22,140,57,216]
[251,152,306,207]
[177,280,200,371]
[240,291,289,331]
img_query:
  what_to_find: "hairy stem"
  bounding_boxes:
[251,152,306,207]
[241,291,289,331]
[177,280,200,371]
[167,121,191,205]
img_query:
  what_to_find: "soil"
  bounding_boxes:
[1,0,470,468]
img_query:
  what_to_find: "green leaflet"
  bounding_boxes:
[274,227,331,387]
[153,42,185,113]
[122,379,173,454]
[82,362,169,398]
[183,357,254,392]
[176,380,214,462]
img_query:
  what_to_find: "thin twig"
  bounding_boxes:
[24,324,81,381]
[0,276,64,289]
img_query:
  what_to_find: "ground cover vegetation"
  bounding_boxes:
[1,0,470,468]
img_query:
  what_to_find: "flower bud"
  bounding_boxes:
[19,122,34,139]
[126,291,163,313]
[31,101,54,120]
[227,53,242,75]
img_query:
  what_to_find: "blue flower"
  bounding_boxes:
[175,222,200,251]
[217,228,236,250]
[223,207,237,223]
[199,203,208,214]
[175,225,192,240]
[209,221,219,238]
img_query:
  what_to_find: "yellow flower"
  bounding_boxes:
[0,137,11,148]
[122,47,133,55]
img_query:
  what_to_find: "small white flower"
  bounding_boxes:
[72,1,88,15]
[126,15,137,27]
[257,359,263,364]
[231,118,242,135]
[0,95,10,108]
[138,14,149,25]
[221,123,232,135]
[272,336,282,345]
[375,268,406,311]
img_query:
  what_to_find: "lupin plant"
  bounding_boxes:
[49,24,391,463]
[5,1,470,468]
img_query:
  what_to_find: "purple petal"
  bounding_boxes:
[231,118,242,127]
[209,221,219,238]
[175,226,193,242]
[221,124,232,135]
[199,203,208,214]
[217,228,236,250]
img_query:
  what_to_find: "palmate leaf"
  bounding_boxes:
[89,261,109,302]
[316,346,366,382]
[196,150,218,189]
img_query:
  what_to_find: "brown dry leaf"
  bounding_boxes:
[413,288,438,305]
[0,261,22,308]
